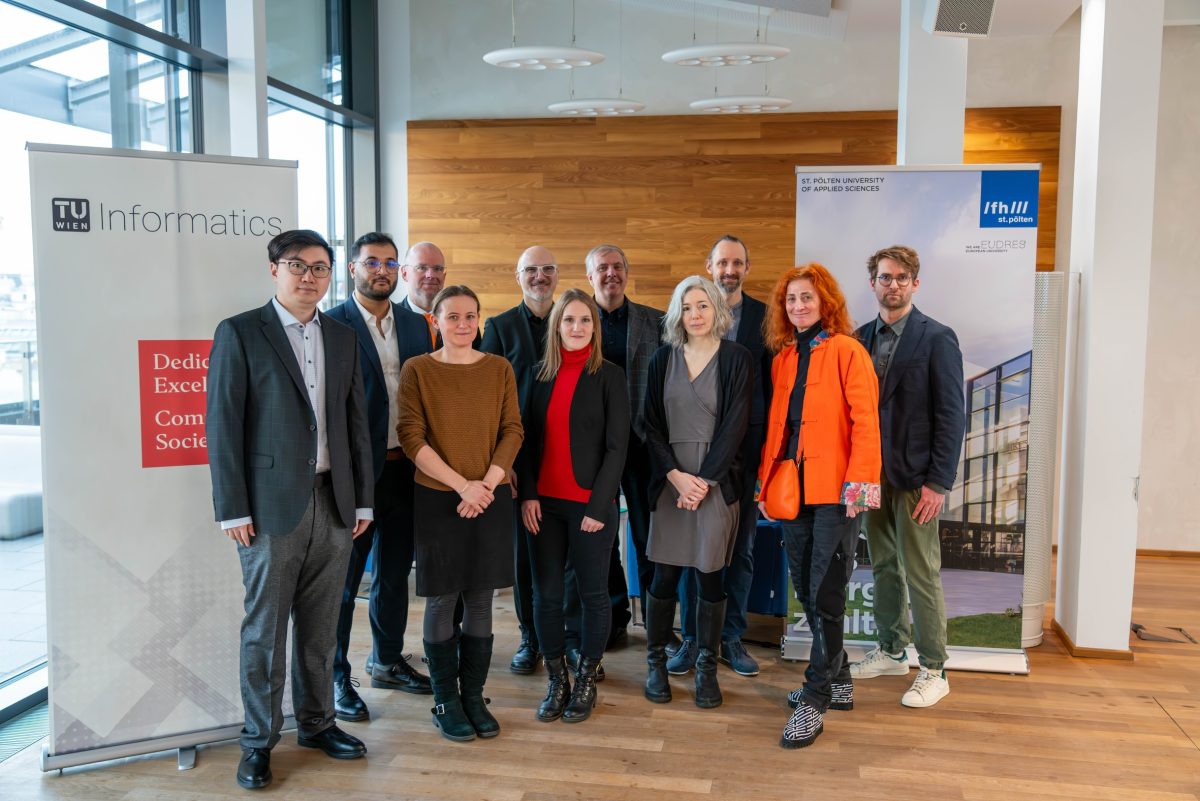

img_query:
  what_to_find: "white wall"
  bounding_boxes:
[1137,24,1200,552]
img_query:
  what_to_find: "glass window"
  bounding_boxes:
[268,101,348,304]
[266,0,342,101]
[80,0,193,41]
[1002,351,1032,379]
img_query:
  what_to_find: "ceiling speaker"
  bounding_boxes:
[922,0,996,38]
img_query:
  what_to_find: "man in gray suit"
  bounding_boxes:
[586,244,664,640]
[206,229,374,790]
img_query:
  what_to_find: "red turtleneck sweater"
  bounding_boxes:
[537,345,592,503]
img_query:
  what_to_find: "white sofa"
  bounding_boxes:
[0,425,42,540]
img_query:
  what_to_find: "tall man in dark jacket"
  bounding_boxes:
[586,244,664,639]
[481,245,560,674]
[851,245,965,709]
[671,235,772,678]
[326,232,433,725]
[206,229,374,790]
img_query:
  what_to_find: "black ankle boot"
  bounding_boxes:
[537,656,571,722]
[424,637,475,742]
[563,656,600,723]
[644,592,676,703]
[694,597,726,709]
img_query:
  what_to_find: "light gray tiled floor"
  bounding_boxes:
[0,532,45,682]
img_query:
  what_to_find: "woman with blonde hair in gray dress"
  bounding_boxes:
[642,275,752,708]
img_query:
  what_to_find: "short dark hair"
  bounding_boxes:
[867,245,920,280]
[268,229,333,266]
[350,231,398,261]
[430,284,480,316]
[708,234,749,264]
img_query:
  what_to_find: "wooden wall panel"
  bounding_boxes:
[408,107,1061,319]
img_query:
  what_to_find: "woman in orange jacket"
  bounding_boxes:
[758,263,881,749]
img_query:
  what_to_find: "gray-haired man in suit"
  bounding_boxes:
[586,244,664,640]
[206,229,374,790]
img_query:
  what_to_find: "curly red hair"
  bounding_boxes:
[763,263,856,353]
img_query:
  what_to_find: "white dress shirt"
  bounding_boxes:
[353,295,402,450]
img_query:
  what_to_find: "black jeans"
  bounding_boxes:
[333,458,413,680]
[528,498,617,661]
[510,503,539,649]
[651,562,724,603]
[781,503,857,713]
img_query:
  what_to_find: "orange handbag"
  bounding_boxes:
[760,458,800,521]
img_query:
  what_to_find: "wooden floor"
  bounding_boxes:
[2,555,1198,801]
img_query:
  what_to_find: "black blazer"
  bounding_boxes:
[517,360,631,521]
[481,303,543,414]
[643,339,752,507]
[734,292,772,429]
[856,305,965,492]
[206,301,374,536]
[326,297,432,482]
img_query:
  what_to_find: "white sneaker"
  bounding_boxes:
[901,667,950,708]
[850,647,910,679]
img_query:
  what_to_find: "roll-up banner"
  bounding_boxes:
[785,165,1039,674]
[27,145,297,769]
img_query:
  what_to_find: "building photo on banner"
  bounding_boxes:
[787,165,1040,673]
[26,144,297,770]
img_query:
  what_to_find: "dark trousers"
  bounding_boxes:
[238,481,352,749]
[680,425,763,642]
[511,502,539,649]
[781,503,857,713]
[613,435,654,627]
[651,562,724,602]
[333,458,413,681]
[529,498,616,661]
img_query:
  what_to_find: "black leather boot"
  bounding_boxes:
[459,634,500,738]
[537,656,571,722]
[644,592,676,703]
[563,656,600,723]
[424,637,476,742]
[694,597,726,709]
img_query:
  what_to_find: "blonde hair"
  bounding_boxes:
[537,288,605,381]
[662,276,732,347]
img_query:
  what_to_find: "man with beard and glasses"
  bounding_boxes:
[668,235,773,680]
[480,245,560,675]
[326,232,434,723]
[585,244,664,645]
[851,245,965,709]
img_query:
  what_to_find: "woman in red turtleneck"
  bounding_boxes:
[517,288,629,724]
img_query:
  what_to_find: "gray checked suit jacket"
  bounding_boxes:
[206,300,374,536]
[625,299,665,442]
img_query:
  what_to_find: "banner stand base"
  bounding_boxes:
[780,635,1029,675]
[41,715,296,773]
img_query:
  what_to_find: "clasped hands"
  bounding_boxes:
[456,465,509,518]
[668,469,709,512]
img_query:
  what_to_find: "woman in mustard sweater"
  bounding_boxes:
[758,263,881,749]
[397,285,523,743]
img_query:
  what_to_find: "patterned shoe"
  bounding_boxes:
[850,647,909,679]
[786,682,852,711]
[780,702,824,749]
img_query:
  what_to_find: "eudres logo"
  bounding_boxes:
[51,198,90,232]
[979,170,1039,228]
[49,196,283,238]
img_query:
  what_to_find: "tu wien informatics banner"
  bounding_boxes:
[789,165,1039,671]
[27,145,296,768]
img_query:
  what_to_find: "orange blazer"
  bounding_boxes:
[758,332,882,507]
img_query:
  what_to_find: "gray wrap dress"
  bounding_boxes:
[645,348,739,573]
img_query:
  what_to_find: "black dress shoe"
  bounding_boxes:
[370,656,433,694]
[236,747,272,790]
[334,677,369,722]
[297,725,367,759]
[509,639,540,675]
[605,625,628,651]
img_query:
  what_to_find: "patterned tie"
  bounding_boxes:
[423,313,437,349]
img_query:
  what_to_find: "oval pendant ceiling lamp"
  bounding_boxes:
[484,0,605,70]
[683,4,792,115]
[549,0,644,116]
[662,1,789,67]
